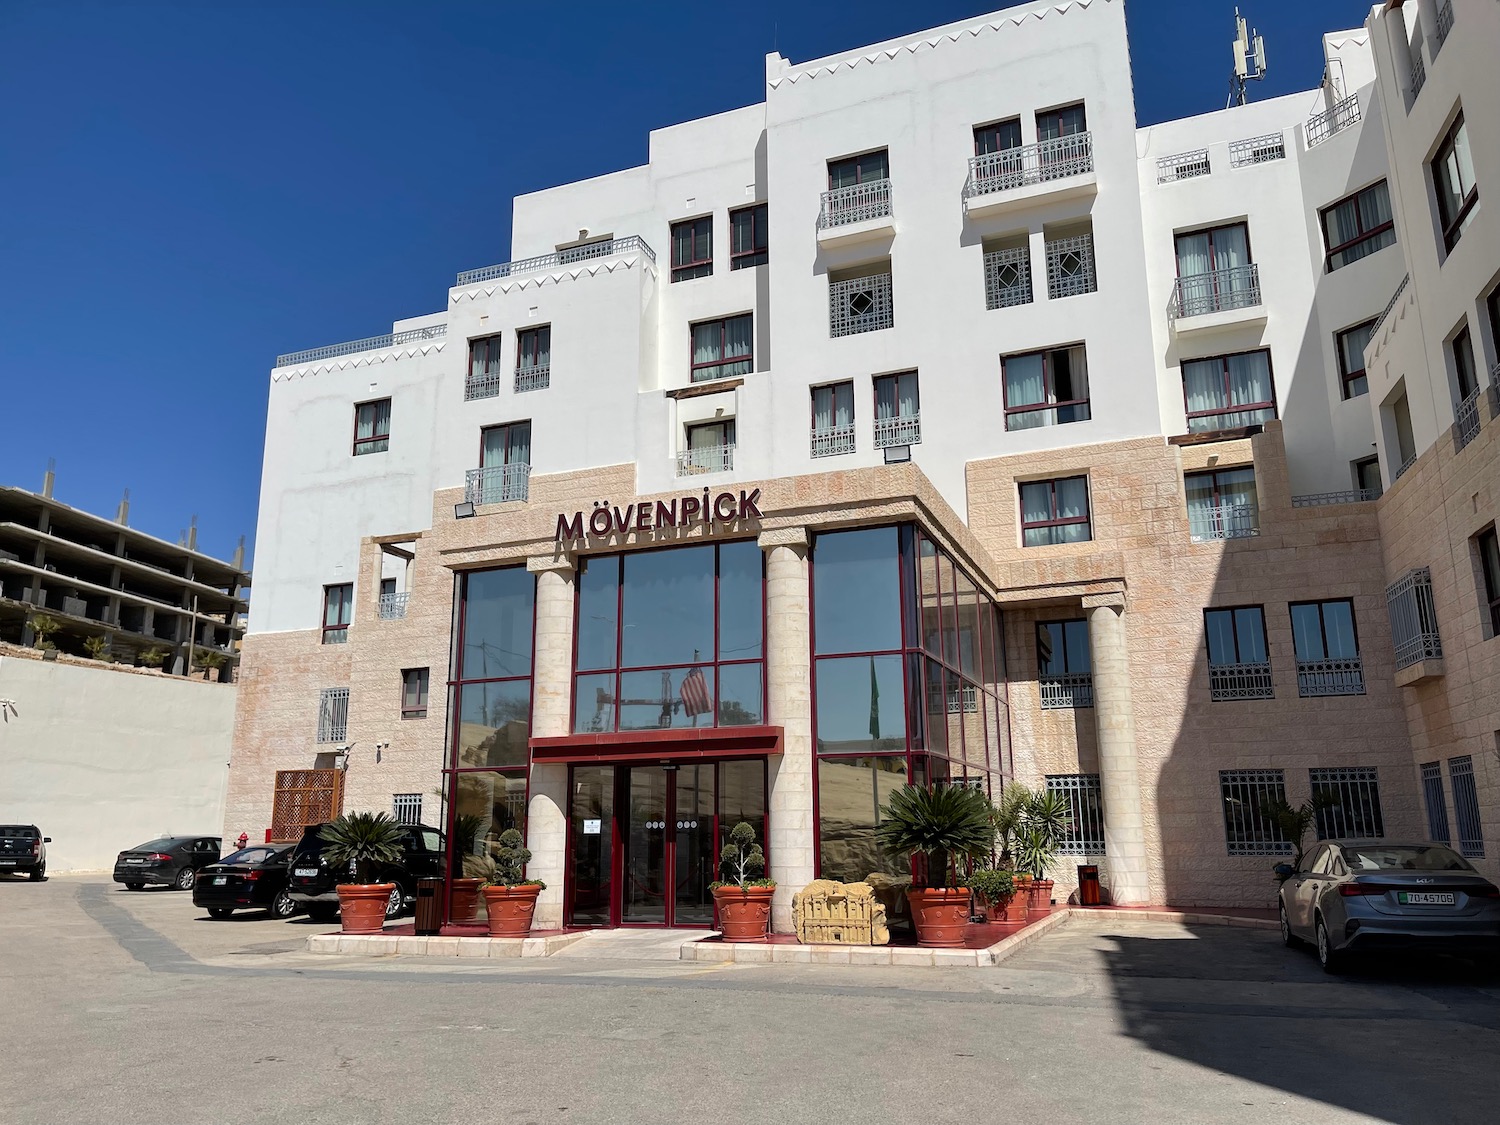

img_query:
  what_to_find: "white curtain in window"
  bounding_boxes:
[1055,478,1088,521]
[692,322,721,368]
[1339,322,1375,374]
[521,328,550,371]
[506,422,531,467]
[724,316,752,372]
[1438,123,1474,218]
[813,384,852,431]
[1005,354,1048,429]
[356,400,389,444]
[1227,352,1271,407]
[481,427,506,468]
[1020,482,1052,526]
[673,223,694,266]
[1217,468,1258,512]
[1212,226,1248,271]
[1183,359,1223,416]
[1175,232,1211,277]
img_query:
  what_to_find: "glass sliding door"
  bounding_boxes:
[622,766,669,923]
[567,766,614,926]
[673,765,716,925]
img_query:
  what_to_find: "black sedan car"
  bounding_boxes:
[113,836,222,890]
[1278,840,1500,971]
[193,844,299,919]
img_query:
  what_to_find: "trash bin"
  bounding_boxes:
[1077,864,1101,906]
[414,877,444,935]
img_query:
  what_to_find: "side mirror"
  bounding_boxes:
[1272,863,1295,882]
[43,837,51,843]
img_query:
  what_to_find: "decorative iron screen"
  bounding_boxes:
[1310,767,1384,840]
[1421,761,1451,845]
[1220,769,1291,855]
[1449,756,1484,858]
[1048,774,1105,854]
[316,687,349,744]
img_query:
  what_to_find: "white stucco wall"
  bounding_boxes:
[0,653,233,872]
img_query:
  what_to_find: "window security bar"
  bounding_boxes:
[1228,132,1286,167]
[1450,756,1484,858]
[1435,0,1453,48]
[1306,93,1361,149]
[392,794,423,827]
[829,272,894,337]
[810,423,856,459]
[1456,387,1482,450]
[455,235,656,286]
[1157,149,1211,183]
[1386,567,1442,670]
[1208,661,1274,701]
[676,443,735,476]
[1172,264,1261,319]
[277,324,447,368]
[377,592,409,621]
[1409,53,1426,104]
[1040,672,1094,709]
[817,179,893,229]
[1291,490,1380,507]
[984,245,1033,310]
[963,133,1094,199]
[873,413,921,449]
[1221,769,1291,855]
[464,463,531,505]
[515,365,551,394]
[316,687,350,744]
[1189,502,1260,542]
[1311,767,1385,840]
[1045,234,1097,300]
[1296,657,1365,697]
[1047,774,1105,854]
[1421,761,1451,845]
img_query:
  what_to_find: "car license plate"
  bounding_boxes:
[294,867,318,877]
[126,858,145,864]
[213,876,227,885]
[1399,892,1455,905]
[0,860,14,866]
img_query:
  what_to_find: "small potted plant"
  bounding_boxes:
[710,821,775,941]
[476,829,544,938]
[29,614,61,657]
[83,635,110,661]
[875,784,993,948]
[320,812,407,934]
[990,785,1032,921]
[962,867,1016,923]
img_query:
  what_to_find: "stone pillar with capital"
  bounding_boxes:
[526,554,575,929]
[759,527,815,932]
[1083,591,1151,905]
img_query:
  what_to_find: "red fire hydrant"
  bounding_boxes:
[236,832,249,850]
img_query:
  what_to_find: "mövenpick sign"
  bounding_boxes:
[556,488,762,543]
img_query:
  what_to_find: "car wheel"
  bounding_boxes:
[30,865,45,882]
[1279,901,1298,948]
[384,884,404,919]
[207,907,234,919]
[1316,916,1344,974]
[308,904,339,924]
[124,882,144,891]
[175,866,196,891]
[270,889,298,920]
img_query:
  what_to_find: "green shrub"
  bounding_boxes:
[961,867,1015,902]
[319,812,407,884]
[140,647,168,668]
[472,828,543,889]
[875,784,994,888]
[28,614,61,649]
[83,635,110,660]
[711,821,773,890]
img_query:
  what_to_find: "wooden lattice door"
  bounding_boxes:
[270,769,344,842]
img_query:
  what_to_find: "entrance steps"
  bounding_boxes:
[552,928,705,961]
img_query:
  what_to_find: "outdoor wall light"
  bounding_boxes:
[883,445,912,465]
[454,501,476,519]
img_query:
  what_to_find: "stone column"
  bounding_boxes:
[1083,592,1151,906]
[760,528,814,933]
[526,555,575,930]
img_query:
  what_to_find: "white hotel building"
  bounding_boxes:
[230,0,1500,930]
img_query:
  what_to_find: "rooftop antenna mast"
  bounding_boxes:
[1228,7,1268,108]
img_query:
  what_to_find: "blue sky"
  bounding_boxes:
[0,0,1373,566]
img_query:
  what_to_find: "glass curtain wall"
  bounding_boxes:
[810,525,1009,883]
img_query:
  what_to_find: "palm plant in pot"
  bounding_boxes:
[1015,790,1074,911]
[991,785,1034,921]
[710,821,775,941]
[474,829,544,938]
[320,812,407,934]
[875,784,994,948]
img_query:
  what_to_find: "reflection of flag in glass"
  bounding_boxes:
[680,667,712,718]
[868,657,880,740]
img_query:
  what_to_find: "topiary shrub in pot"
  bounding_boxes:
[962,867,1017,923]
[476,829,545,938]
[710,821,775,941]
[875,784,994,948]
[320,812,407,934]
[1015,789,1074,912]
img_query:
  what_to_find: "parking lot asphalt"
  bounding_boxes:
[2,874,1499,1125]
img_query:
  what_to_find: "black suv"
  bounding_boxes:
[286,823,445,923]
[0,826,50,880]
[114,836,222,890]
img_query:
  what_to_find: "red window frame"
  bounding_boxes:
[1432,114,1477,252]
[1019,476,1092,544]
[670,216,713,282]
[730,204,768,270]
[1001,346,1090,429]
[689,315,753,382]
[401,668,429,719]
[1036,103,1087,139]
[1181,349,1278,433]
[352,398,391,456]
[479,421,530,468]
[322,584,353,645]
[516,325,549,372]
[1336,320,1377,400]
[1173,222,1252,276]
[827,149,889,188]
[1319,181,1395,270]
[974,118,1022,156]
[1477,527,1500,638]
[469,333,504,375]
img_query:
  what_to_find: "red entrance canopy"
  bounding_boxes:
[529,725,783,764]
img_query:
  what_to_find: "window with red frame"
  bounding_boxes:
[1037,103,1086,139]
[1320,180,1396,270]
[670,216,712,282]
[1432,113,1477,252]
[1477,527,1500,638]
[322,584,353,644]
[690,315,752,382]
[1336,320,1376,399]
[401,668,429,719]
[730,204,768,270]
[1019,476,1091,547]
[1452,325,1478,401]
[353,399,390,456]
[516,325,550,375]
[974,118,1022,155]
[1181,350,1277,433]
[1003,345,1089,430]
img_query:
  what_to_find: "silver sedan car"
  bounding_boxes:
[1277,840,1500,972]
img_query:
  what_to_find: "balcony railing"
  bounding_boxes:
[810,423,856,459]
[1292,489,1380,507]
[455,235,656,286]
[1456,387,1482,450]
[1157,149,1211,183]
[1409,53,1427,104]
[378,592,409,621]
[1046,234,1096,300]
[1228,132,1286,167]
[464,463,531,505]
[1306,93,1361,149]
[984,245,1033,310]
[874,413,921,449]
[1393,452,1417,482]
[1209,662,1274,701]
[1387,567,1443,670]
[677,444,734,476]
[1373,274,1409,335]
[277,324,447,368]
[1189,502,1260,542]
[1436,0,1453,48]
[817,179,893,229]
[464,370,502,401]
[1296,658,1365,697]
[829,271,894,337]
[515,365,550,394]
[962,133,1094,199]
[1172,264,1262,319]
[1040,672,1094,709]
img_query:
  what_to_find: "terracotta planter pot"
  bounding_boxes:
[450,877,483,924]
[1003,892,1031,923]
[1026,878,1055,914]
[906,887,972,948]
[482,884,542,938]
[977,892,1015,923]
[712,885,775,941]
[336,883,395,935]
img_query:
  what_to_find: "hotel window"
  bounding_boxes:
[1354,456,1382,498]
[1204,606,1272,700]
[1186,467,1259,541]
[1432,113,1477,252]
[1020,477,1091,547]
[353,399,390,456]
[515,326,550,393]
[1220,769,1292,855]
[681,419,735,475]
[1452,324,1478,401]
[1387,387,1417,478]
[1290,599,1364,697]
[810,381,855,458]
[1047,775,1104,853]
[1450,756,1485,857]
[730,204,768,269]
[670,216,713,282]
[400,668,429,720]
[1037,103,1086,139]
[1002,345,1089,430]
[1037,620,1092,709]
[828,149,889,189]
[1310,767,1384,840]
[1320,180,1395,270]
[1174,222,1255,316]
[1336,320,1376,399]
[1181,350,1276,433]
[467,333,505,401]
[1476,527,1500,638]
[316,687,350,742]
[690,315,753,383]
[974,118,1022,155]
[873,371,920,447]
[321,584,352,645]
[391,793,423,826]
[476,421,531,503]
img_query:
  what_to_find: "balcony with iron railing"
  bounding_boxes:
[829,271,894,338]
[676,444,735,476]
[1455,387,1482,451]
[1296,657,1365,697]
[1436,0,1453,49]
[1409,51,1427,107]
[1208,661,1274,701]
[984,245,1032,310]
[962,133,1095,216]
[464,463,531,505]
[1170,264,1264,332]
[1188,502,1260,543]
[454,235,656,287]
[1228,132,1286,167]
[1156,149,1211,184]
[378,592,409,621]
[873,413,921,449]
[515,365,550,394]
[1045,235,1096,300]
[1291,489,1380,507]
[810,423,856,459]
[1393,452,1418,482]
[464,370,502,401]
[816,179,894,245]
[277,324,447,369]
[1040,672,1094,709]
[1306,93,1361,149]
[1387,567,1443,681]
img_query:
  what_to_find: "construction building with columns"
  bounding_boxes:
[228,0,1500,927]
